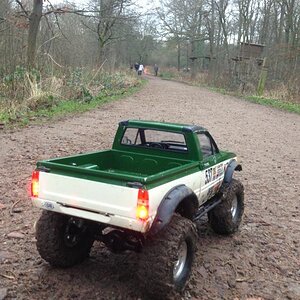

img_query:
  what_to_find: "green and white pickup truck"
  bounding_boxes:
[31,120,244,297]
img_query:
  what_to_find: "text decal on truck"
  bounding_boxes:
[205,164,224,184]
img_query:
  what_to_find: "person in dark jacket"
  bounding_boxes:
[154,64,159,76]
[134,62,139,72]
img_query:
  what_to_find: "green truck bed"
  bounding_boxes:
[38,150,199,186]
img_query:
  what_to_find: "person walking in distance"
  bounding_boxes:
[154,64,159,76]
[134,62,139,72]
[138,64,144,75]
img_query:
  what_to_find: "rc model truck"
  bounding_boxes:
[30,120,244,297]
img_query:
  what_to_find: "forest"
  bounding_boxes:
[0,0,299,124]
[1,2,300,299]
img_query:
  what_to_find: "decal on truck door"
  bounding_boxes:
[205,163,224,185]
[205,168,213,184]
[202,162,226,201]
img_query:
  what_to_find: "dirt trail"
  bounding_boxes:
[0,76,299,300]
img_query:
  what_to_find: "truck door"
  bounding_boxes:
[197,132,224,203]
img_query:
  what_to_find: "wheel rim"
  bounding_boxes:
[231,195,238,220]
[173,240,188,282]
[64,218,85,247]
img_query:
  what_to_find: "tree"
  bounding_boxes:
[157,0,185,70]
[158,0,205,77]
[81,0,136,63]
[27,0,43,68]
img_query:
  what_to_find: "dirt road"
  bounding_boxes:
[0,76,299,300]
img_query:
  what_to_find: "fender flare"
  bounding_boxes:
[223,159,242,185]
[149,185,198,236]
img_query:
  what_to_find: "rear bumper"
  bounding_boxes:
[32,197,152,233]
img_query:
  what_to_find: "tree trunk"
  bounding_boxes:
[278,3,285,44]
[27,0,43,69]
[98,39,105,65]
[190,39,196,79]
[209,0,215,72]
[257,57,268,96]
[177,39,181,71]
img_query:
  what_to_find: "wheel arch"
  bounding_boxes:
[223,159,242,185]
[149,185,198,236]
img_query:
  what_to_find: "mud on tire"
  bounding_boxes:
[208,179,244,235]
[36,211,95,267]
[137,215,197,298]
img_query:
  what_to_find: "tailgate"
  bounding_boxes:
[38,172,139,219]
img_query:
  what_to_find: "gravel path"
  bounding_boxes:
[0,76,299,300]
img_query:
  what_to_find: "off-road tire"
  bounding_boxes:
[137,215,197,298]
[36,211,95,267]
[208,179,244,234]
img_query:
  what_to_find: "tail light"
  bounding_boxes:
[31,170,40,198]
[136,189,149,221]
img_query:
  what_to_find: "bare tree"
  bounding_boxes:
[27,0,43,68]
[157,0,185,71]
[81,0,136,63]
[157,0,205,77]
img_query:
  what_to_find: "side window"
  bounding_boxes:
[121,128,141,145]
[198,133,217,158]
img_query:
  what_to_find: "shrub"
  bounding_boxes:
[0,67,141,125]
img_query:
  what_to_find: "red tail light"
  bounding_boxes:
[31,170,40,198]
[136,189,149,221]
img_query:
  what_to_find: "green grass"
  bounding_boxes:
[0,79,146,127]
[208,86,227,95]
[157,70,299,115]
[159,72,176,80]
[207,86,299,114]
[245,95,300,114]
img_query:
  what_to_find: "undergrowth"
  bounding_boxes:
[245,95,300,114]
[0,68,144,126]
[158,68,300,114]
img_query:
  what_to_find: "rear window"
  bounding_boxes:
[121,128,188,152]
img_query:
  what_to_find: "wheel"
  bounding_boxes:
[137,215,197,298]
[208,179,244,234]
[36,211,96,267]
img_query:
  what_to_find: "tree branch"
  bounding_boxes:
[45,0,70,42]
[15,0,29,17]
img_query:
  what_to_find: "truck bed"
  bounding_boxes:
[38,150,198,185]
